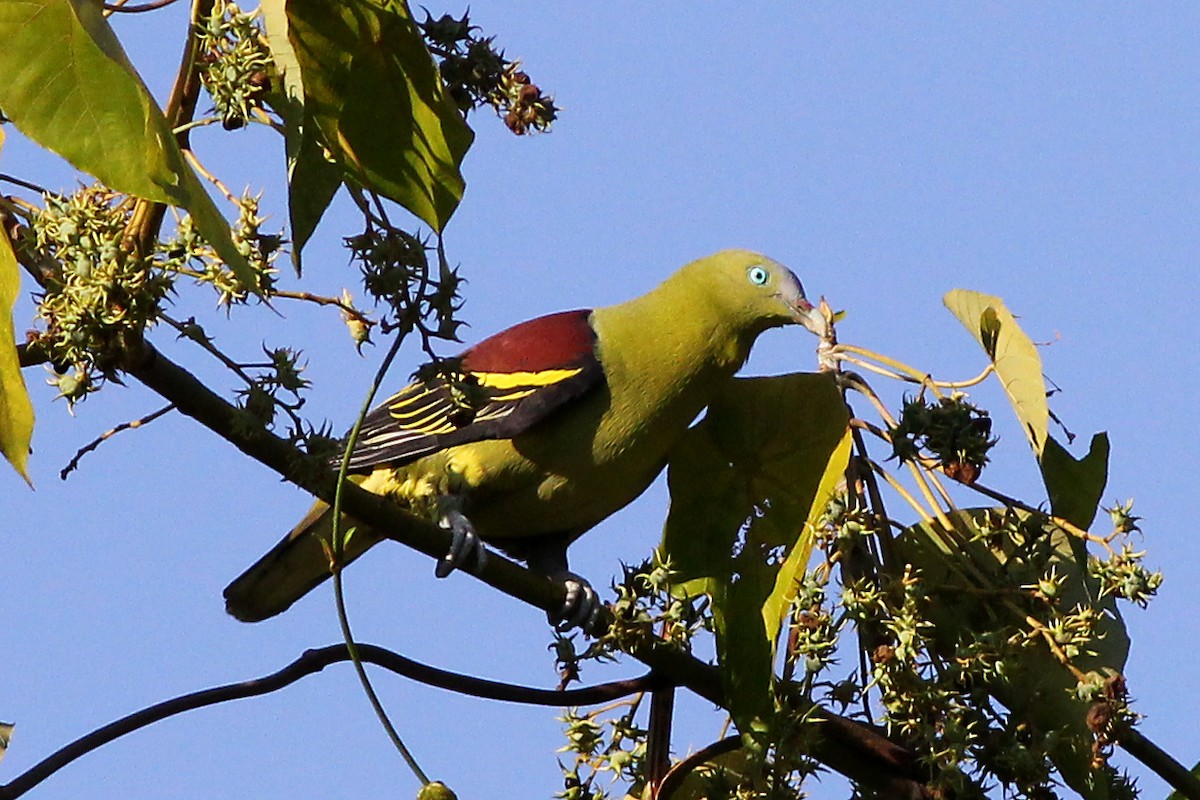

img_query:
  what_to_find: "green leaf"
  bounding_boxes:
[281,111,342,272]
[0,0,257,291]
[663,373,850,732]
[944,289,1048,455]
[896,508,1129,799]
[1041,432,1109,530]
[0,133,34,485]
[286,0,473,232]
[261,0,342,271]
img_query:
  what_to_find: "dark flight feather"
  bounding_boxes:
[344,310,603,471]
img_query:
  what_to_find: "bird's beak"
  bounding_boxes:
[773,264,827,337]
[791,296,828,338]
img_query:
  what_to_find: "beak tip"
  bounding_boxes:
[795,302,827,337]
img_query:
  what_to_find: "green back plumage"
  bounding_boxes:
[224,249,816,622]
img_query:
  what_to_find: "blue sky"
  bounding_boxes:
[3,4,1198,798]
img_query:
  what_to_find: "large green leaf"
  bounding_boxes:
[663,373,850,732]
[286,0,472,232]
[1041,432,1109,530]
[261,0,342,271]
[944,289,1048,455]
[0,130,34,485]
[896,508,1128,799]
[0,0,256,290]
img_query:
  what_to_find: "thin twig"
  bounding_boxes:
[0,174,49,195]
[172,116,223,136]
[329,330,422,781]
[1023,616,1090,683]
[834,344,994,391]
[655,735,742,799]
[122,0,210,258]
[916,458,957,511]
[933,465,1115,554]
[60,404,175,480]
[160,315,255,385]
[836,345,944,400]
[1118,728,1200,800]
[646,622,677,792]
[838,353,920,384]
[0,644,664,800]
[182,149,237,202]
[15,343,49,369]
[870,460,937,528]
[103,0,180,13]
[270,289,375,327]
[840,372,901,429]
[904,460,954,532]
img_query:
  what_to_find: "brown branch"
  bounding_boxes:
[0,175,49,195]
[0,644,663,800]
[269,290,375,328]
[646,683,675,792]
[60,404,175,480]
[653,728,944,800]
[655,735,742,798]
[1117,727,1200,800]
[103,0,181,13]
[15,343,48,369]
[125,0,212,257]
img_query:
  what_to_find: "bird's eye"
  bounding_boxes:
[747,265,770,286]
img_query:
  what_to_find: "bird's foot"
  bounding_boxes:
[434,504,488,578]
[549,570,601,633]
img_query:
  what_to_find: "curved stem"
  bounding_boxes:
[0,644,663,800]
[125,0,211,255]
[655,735,741,798]
[60,404,175,480]
[834,344,945,399]
[834,344,994,391]
[329,331,422,781]
[1118,728,1200,800]
[103,0,181,14]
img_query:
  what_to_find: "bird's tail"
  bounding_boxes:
[223,501,380,622]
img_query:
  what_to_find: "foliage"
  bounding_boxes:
[0,129,32,482]
[0,4,1186,800]
[662,373,851,733]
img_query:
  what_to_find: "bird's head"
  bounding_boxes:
[681,249,826,338]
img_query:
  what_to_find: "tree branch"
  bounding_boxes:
[1118,728,1200,800]
[14,343,47,369]
[60,404,175,480]
[0,644,665,800]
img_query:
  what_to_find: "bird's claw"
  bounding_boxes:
[435,508,488,578]
[551,573,601,633]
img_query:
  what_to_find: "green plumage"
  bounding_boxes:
[224,249,822,622]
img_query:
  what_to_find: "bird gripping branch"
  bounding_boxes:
[224,249,825,628]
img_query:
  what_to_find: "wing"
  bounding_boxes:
[344,309,603,471]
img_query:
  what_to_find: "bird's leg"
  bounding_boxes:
[434,495,489,578]
[523,541,600,633]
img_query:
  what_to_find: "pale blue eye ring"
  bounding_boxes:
[747,265,770,286]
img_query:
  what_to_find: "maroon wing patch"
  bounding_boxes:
[344,309,603,470]
[462,310,597,372]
